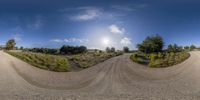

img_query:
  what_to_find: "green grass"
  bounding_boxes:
[7,51,123,72]
[130,52,190,68]
[67,51,123,68]
[7,51,70,72]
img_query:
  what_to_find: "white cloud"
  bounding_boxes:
[70,7,102,21]
[50,39,63,43]
[64,38,89,43]
[109,24,125,35]
[51,38,89,43]
[120,37,131,46]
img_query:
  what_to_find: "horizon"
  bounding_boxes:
[1,0,200,50]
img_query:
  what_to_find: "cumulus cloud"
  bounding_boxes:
[51,38,89,43]
[50,39,63,43]
[109,24,125,35]
[70,7,102,21]
[64,38,89,43]
[120,37,131,46]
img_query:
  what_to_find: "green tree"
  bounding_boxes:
[106,47,111,53]
[167,44,183,52]
[110,47,115,52]
[137,34,164,53]
[60,45,87,54]
[6,39,16,50]
[184,46,190,50]
[190,45,196,51]
[20,46,24,50]
[123,46,129,53]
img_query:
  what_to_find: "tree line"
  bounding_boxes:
[137,34,198,53]
[105,46,130,53]
[24,45,87,55]
[3,38,198,54]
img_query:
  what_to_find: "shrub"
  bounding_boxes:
[131,52,190,68]
[60,45,87,55]
[7,51,70,72]
[24,48,59,55]
[137,34,164,53]
[6,39,16,50]
[70,51,123,68]
[123,47,130,53]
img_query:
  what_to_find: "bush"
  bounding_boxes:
[24,48,59,55]
[60,45,87,55]
[7,51,70,72]
[69,51,123,68]
[137,34,164,53]
[167,44,183,52]
[123,47,129,53]
[130,53,149,64]
[131,52,190,68]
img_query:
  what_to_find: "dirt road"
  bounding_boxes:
[1,50,200,100]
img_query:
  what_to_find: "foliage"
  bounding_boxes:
[106,47,115,53]
[68,51,123,68]
[60,45,87,55]
[110,47,115,52]
[6,39,16,50]
[7,51,70,72]
[137,34,164,53]
[20,46,24,50]
[130,52,190,68]
[24,48,59,55]
[184,46,190,50]
[167,44,183,52]
[106,47,111,52]
[130,53,149,64]
[190,45,196,50]
[123,46,129,53]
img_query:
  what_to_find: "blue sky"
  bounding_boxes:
[0,0,200,49]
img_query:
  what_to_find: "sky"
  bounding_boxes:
[0,0,200,50]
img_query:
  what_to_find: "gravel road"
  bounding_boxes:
[1,50,200,100]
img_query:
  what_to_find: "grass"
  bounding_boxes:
[67,51,123,68]
[6,51,70,72]
[130,52,190,68]
[6,51,123,72]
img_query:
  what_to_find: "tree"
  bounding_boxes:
[184,46,190,50]
[190,45,196,51]
[6,39,16,50]
[20,46,24,50]
[137,34,164,53]
[123,46,129,53]
[60,45,87,54]
[167,44,183,52]
[106,47,111,53]
[167,44,174,52]
[78,46,87,53]
[110,47,115,52]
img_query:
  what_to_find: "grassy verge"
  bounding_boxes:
[6,51,70,72]
[6,51,123,72]
[130,52,190,68]
[67,52,123,68]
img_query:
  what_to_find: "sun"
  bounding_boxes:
[102,37,110,46]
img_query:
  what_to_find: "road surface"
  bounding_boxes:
[1,51,200,100]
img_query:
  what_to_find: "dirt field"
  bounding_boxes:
[1,50,200,100]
